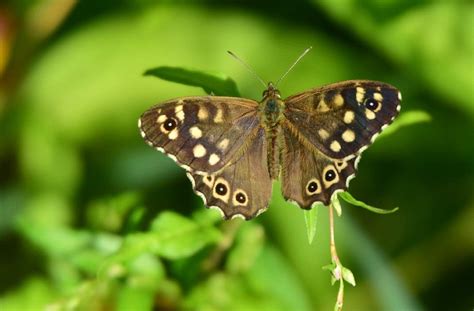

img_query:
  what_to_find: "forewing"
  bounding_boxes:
[139,96,259,174]
[283,80,401,159]
[187,128,272,220]
[281,123,358,208]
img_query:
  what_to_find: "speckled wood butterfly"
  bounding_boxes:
[139,60,401,220]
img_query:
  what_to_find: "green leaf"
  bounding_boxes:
[341,266,356,286]
[116,284,154,311]
[379,110,431,138]
[144,66,240,96]
[0,277,55,311]
[303,205,320,244]
[322,263,336,272]
[149,211,222,259]
[100,212,221,276]
[339,192,399,214]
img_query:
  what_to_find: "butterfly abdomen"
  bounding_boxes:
[264,126,282,180]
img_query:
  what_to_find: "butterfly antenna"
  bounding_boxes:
[227,50,267,88]
[276,46,312,87]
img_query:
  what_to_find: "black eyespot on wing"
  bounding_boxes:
[215,183,228,195]
[325,169,336,182]
[236,192,246,203]
[365,98,379,111]
[163,118,177,131]
[307,181,318,193]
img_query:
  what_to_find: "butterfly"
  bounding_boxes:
[139,79,401,220]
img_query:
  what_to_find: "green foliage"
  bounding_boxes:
[304,205,320,244]
[339,192,399,214]
[144,66,241,97]
[380,110,431,138]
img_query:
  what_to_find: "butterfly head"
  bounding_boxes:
[262,82,281,100]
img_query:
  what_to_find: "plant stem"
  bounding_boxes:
[329,203,344,311]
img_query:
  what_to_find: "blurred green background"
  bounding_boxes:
[0,1,473,310]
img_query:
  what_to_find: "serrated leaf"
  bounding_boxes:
[303,205,320,244]
[144,66,240,96]
[341,267,356,286]
[339,192,399,214]
[379,110,431,138]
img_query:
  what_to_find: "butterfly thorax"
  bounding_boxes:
[260,83,285,128]
[259,83,285,179]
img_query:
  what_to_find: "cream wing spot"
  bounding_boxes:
[208,153,220,166]
[373,92,383,102]
[335,160,348,171]
[176,110,185,121]
[365,109,376,120]
[317,99,330,112]
[168,129,179,140]
[189,126,202,139]
[203,175,215,188]
[342,129,355,142]
[198,106,208,121]
[157,115,167,123]
[333,94,344,107]
[218,138,229,150]
[330,140,341,152]
[343,111,354,124]
[356,87,365,103]
[214,108,224,123]
[318,129,330,140]
[174,104,183,113]
[174,104,185,120]
[231,214,246,220]
[193,144,207,158]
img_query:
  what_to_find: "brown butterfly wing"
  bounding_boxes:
[281,123,359,208]
[186,128,272,220]
[283,80,401,160]
[139,96,259,174]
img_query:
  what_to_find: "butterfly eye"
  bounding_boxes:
[163,118,178,131]
[365,98,379,111]
[324,169,336,182]
[215,183,228,196]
